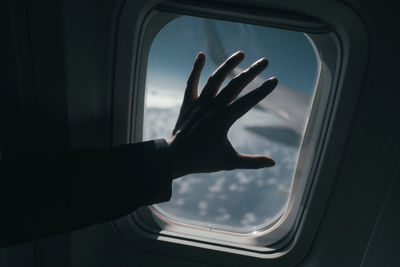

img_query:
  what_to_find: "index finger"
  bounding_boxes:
[198,51,244,102]
[184,52,206,102]
[224,78,278,127]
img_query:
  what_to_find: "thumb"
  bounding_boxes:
[234,153,275,169]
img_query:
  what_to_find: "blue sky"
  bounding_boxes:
[147,15,319,96]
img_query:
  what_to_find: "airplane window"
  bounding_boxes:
[142,15,319,233]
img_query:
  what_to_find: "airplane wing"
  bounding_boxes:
[204,20,312,146]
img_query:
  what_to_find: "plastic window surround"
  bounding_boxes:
[112,0,368,264]
[123,3,332,250]
[130,10,333,247]
[126,8,335,248]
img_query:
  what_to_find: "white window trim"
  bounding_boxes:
[127,9,336,248]
[111,0,368,265]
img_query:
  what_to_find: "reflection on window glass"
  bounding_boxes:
[143,15,319,233]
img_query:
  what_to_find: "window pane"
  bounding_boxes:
[143,15,319,233]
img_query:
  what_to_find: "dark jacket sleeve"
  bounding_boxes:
[0,139,172,247]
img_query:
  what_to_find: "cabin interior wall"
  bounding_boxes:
[1,0,70,266]
[299,0,400,265]
[0,0,399,266]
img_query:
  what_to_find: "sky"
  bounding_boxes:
[142,15,319,233]
[147,15,319,96]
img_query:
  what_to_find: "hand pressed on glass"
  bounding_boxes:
[168,51,278,179]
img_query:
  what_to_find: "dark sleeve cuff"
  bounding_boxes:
[69,138,173,224]
[106,138,173,214]
[129,138,173,204]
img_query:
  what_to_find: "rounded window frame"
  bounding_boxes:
[111,0,368,264]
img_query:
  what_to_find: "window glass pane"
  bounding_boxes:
[143,15,319,233]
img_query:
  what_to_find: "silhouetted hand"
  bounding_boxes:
[168,51,278,179]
